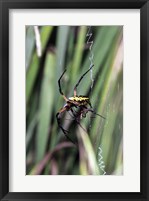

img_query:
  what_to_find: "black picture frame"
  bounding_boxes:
[0,0,149,200]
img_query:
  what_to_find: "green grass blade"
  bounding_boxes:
[26,53,40,104]
[77,127,99,175]
[71,26,87,82]
[26,26,35,70]
[36,53,55,162]
[26,26,53,104]
[40,26,53,52]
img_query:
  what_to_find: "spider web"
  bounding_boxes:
[86,26,94,90]
[86,26,107,175]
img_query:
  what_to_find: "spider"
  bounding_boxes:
[56,64,105,145]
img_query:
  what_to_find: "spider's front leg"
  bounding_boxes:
[58,69,69,102]
[73,64,94,96]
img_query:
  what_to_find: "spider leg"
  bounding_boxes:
[56,107,77,146]
[74,64,94,96]
[70,108,77,118]
[70,107,84,120]
[82,107,106,120]
[70,108,88,133]
[58,69,69,102]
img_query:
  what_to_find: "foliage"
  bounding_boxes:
[26,26,123,175]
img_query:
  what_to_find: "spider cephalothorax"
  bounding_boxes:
[56,64,105,145]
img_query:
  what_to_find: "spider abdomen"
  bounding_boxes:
[68,96,90,106]
[69,96,89,101]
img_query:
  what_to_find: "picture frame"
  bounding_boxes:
[0,0,149,200]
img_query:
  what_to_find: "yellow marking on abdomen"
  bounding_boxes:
[69,96,89,102]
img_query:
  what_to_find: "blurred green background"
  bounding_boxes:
[26,26,123,175]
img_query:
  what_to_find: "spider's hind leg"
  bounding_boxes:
[85,108,106,120]
[56,108,77,146]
